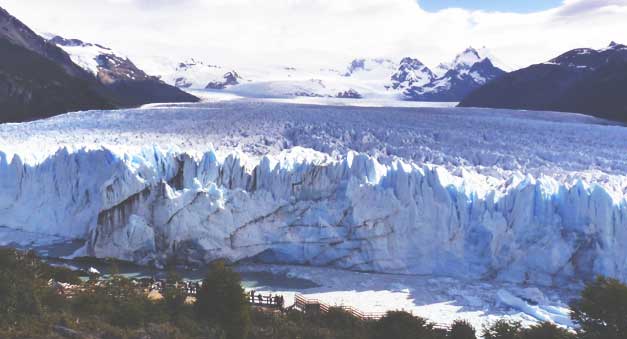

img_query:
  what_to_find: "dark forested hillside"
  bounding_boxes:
[460,43,627,123]
[0,6,198,123]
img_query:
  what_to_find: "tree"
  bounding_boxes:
[163,269,187,321]
[0,249,50,324]
[372,311,438,339]
[481,319,522,339]
[570,276,627,339]
[322,307,368,339]
[520,322,575,339]
[449,320,476,339]
[195,260,250,339]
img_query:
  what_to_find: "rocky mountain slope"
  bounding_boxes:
[459,42,627,123]
[404,47,507,101]
[0,7,115,123]
[0,6,198,123]
[50,35,199,107]
[390,57,436,90]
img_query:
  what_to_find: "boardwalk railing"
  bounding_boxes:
[248,292,285,309]
[294,294,449,329]
[294,294,386,320]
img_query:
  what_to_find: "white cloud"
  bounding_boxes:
[2,0,627,71]
[556,0,627,16]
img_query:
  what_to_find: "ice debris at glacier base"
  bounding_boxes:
[237,264,575,331]
[1,144,627,286]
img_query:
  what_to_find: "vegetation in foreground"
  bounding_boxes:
[0,248,626,339]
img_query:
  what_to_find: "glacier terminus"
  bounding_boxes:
[1,99,627,288]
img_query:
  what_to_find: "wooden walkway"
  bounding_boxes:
[293,294,449,329]
[248,291,285,309]
[294,294,385,320]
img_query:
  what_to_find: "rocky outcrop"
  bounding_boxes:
[205,71,241,89]
[336,89,362,99]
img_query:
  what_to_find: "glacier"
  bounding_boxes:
[2,100,627,287]
[1,143,626,286]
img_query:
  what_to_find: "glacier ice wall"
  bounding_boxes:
[1,146,626,286]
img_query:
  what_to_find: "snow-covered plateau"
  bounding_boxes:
[1,99,627,292]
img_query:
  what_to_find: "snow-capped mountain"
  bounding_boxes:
[390,57,436,89]
[205,71,242,89]
[50,36,151,84]
[343,58,397,78]
[0,7,119,123]
[146,50,508,102]
[49,35,198,106]
[460,42,627,122]
[167,58,242,90]
[156,58,400,99]
[405,47,507,102]
[435,46,512,76]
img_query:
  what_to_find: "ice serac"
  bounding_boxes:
[1,146,626,285]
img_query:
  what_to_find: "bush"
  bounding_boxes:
[0,249,51,324]
[162,270,187,322]
[322,307,369,339]
[44,265,83,285]
[372,311,439,339]
[449,320,476,339]
[570,276,627,339]
[195,260,251,339]
[481,319,522,339]
[520,322,575,339]
[71,273,150,328]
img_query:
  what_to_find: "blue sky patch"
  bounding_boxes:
[418,0,564,13]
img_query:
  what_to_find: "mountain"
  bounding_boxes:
[343,58,397,81]
[0,6,198,123]
[0,7,115,123]
[404,47,507,102]
[157,58,242,91]
[50,36,199,107]
[435,46,512,76]
[205,71,241,89]
[390,57,436,89]
[145,52,507,102]
[459,42,627,123]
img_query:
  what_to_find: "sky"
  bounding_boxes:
[418,0,564,13]
[2,0,627,72]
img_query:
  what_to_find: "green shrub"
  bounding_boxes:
[449,320,476,339]
[0,249,50,324]
[481,319,522,339]
[195,260,251,339]
[372,311,438,339]
[520,322,575,339]
[570,276,627,339]
[43,265,83,285]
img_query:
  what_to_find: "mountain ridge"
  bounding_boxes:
[0,6,198,123]
[404,47,507,102]
[459,42,627,123]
